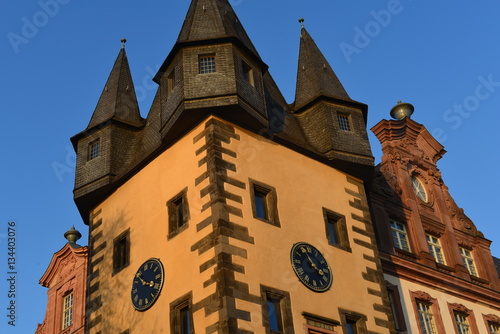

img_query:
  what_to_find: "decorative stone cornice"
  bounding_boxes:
[413,290,434,302]
[449,303,472,315]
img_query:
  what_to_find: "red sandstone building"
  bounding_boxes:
[369,103,500,334]
[36,227,87,334]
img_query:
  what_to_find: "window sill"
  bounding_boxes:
[436,263,455,273]
[328,242,352,253]
[471,275,489,285]
[167,223,189,240]
[394,248,419,260]
[112,264,129,277]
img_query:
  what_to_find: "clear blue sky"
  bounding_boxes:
[1,1,500,332]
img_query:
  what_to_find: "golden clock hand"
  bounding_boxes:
[136,273,149,286]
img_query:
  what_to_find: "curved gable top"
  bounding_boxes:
[39,243,88,288]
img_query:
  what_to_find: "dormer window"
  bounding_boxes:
[199,54,216,74]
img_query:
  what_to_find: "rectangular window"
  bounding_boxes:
[199,54,216,74]
[427,234,445,264]
[170,294,193,334]
[323,209,350,251]
[386,283,406,332]
[454,312,471,334]
[250,180,280,227]
[460,247,478,276]
[339,310,367,334]
[62,292,73,329]
[267,297,284,332]
[390,220,411,252]
[180,305,191,334]
[242,61,254,86]
[338,114,351,131]
[113,229,130,274]
[261,286,293,334]
[167,188,190,239]
[417,300,437,334]
[346,318,358,334]
[254,188,269,220]
[88,139,101,161]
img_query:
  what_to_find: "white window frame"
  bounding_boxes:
[426,234,445,264]
[417,300,437,334]
[62,291,73,329]
[460,247,477,276]
[390,220,411,252]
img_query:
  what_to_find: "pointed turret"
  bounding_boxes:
[152,0,276,144]
[294,26,351,109]
[292,23,373,179]
[71,42,145,221]
[87,40,143,129]
[177,0,260,59]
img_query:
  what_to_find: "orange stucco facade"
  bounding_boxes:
[84,116,391,333]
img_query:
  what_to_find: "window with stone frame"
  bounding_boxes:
[390,220,411,252]
[410,291,445,334]
[167,188,190,239]
[417,300,437,334]
[261,285,294,334]
[170,293,193,334]
[386,282,407,332]
[484,314,500,334]
[448,303,479,334]
[426,234,446,264]
[460,247,478,277]
[339,309,367,334]
[323,209,350,251]
[113,229,130,274]
[250,180,280,227]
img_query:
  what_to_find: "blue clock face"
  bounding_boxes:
[291,242,332,292]
[131,258,164,311]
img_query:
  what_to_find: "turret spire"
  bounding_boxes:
[294,26,351,110]
[86,41,143,130]
[176,0,260,59]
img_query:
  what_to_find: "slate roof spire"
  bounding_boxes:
[294,24,351,110]
[177,0,260,59]
[86,41,143,130]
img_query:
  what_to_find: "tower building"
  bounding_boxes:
[369,103,500,333]
[69,0,392,333]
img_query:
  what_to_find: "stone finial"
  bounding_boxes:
[64,226,82,244]
[299,18,305,28]
[121,38,127,49]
